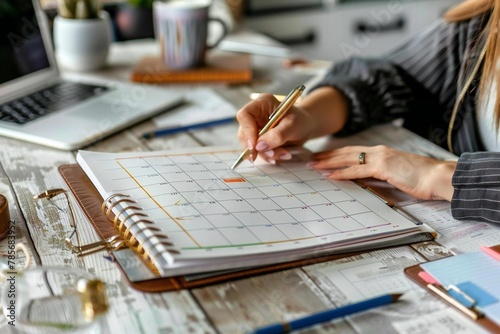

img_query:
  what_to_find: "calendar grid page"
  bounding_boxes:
[77,147,420,268]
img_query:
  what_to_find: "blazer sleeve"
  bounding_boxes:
[311,17,474,137]
[451,152,500,224]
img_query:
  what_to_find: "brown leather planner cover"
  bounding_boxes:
[59,164,435,293]
[404,256,500,333]
[130,51,252,84]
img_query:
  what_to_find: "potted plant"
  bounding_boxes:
[53,0,112,71]
[115,0,155,41]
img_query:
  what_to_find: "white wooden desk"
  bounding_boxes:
[1,39,499,334]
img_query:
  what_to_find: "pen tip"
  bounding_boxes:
[392,293,404,301]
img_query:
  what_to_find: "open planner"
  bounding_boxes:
[71,146,435,290]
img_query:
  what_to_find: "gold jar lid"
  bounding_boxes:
[0,194,10,240]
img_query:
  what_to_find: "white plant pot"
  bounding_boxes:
[53,11,112,72]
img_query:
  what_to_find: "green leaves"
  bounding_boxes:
[56,0,101,19]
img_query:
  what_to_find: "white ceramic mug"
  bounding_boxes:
[154,0,228,69]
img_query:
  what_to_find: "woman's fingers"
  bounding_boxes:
[236,94,281,148]
[237,98,314,164]
[309,145,455,200]
[311,146,376,169]
[257,147,293,163]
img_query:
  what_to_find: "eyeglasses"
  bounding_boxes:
[34,188,125,257]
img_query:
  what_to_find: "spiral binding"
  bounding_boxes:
[101,193,179,272]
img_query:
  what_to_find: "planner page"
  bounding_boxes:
[77,147,422,275]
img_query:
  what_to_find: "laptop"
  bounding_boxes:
[0,0,182,150]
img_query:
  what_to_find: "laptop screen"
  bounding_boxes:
[0,0,51,85]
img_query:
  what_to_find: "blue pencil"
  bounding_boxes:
[249,293,402,334]
[142,117,235,139]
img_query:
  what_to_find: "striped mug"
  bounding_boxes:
[154,0,228,69]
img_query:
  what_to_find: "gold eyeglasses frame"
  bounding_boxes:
[34,188,124,257]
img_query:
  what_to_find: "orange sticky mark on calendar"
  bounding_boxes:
[223,177,246,183]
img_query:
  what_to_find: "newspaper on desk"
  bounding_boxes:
[300,246,490,333]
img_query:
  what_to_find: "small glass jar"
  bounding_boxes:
[1,264,108,334]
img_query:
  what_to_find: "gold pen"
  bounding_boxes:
[249,93,302,103]
[231,85,305,170]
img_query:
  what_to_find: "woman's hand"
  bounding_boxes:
[310,145,457,201]
[236,87,350,162]
[236,93,316,162]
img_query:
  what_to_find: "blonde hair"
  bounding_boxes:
[444,0,499,128]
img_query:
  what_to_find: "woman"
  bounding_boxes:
[236,0,500,223]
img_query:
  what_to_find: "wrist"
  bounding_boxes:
[298,86,349,137]
[295,104,318,143]
[430,161,456,201]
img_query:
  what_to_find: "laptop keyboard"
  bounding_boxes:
[0,82,109,125]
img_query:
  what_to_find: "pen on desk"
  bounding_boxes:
[248,293,402,334]
[231,85,305,170]
[142,117,235,139]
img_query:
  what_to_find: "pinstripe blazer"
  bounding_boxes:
[453,152,500,223]
[313,12,499,223]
